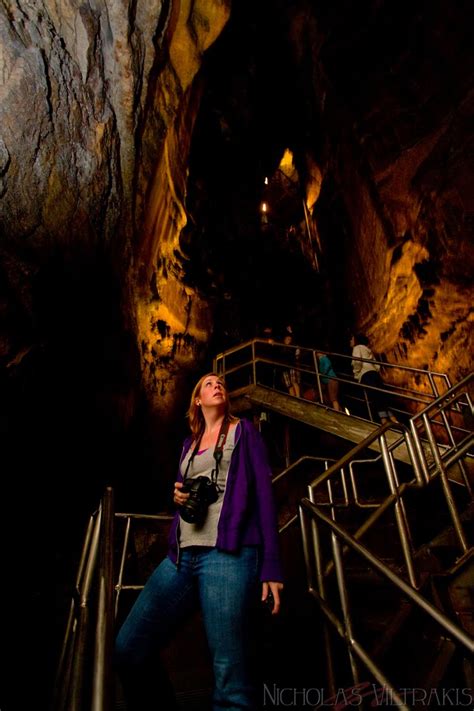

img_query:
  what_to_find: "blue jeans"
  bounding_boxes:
[115,546,260,710]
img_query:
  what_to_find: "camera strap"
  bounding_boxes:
[183,418,231,488]
[210,418,230,490]
[213,418,230,465]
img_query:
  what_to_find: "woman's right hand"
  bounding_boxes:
[173,481,190,506]
[261,581,284,615]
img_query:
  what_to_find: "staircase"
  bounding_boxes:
[231,383,415,463]
[217,340,474,707]
[52,340,474,710]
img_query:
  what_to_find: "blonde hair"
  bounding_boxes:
[187,372,238,438]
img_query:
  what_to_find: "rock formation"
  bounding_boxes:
[0,0,472,486]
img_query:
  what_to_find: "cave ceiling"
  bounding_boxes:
[179,0,474,377]
[0,0,473,497]
[180,1,320,339]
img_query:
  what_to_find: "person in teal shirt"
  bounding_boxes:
[316,352,341,411]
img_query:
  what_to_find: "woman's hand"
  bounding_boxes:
[261,581,284,615]
[173,481,190,506]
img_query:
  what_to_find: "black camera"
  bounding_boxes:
[179,476,219,525]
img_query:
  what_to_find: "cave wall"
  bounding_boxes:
[0,0,164,411]
[0,0,230,462]
[0,4,230,705]
[1,0,472,467]
[283,0,473,383]
[133,0,230,423]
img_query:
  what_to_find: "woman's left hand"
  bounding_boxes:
[261,581,284,615]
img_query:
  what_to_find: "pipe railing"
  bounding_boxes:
[54,371,473,710]
[307,399,472,587]
[296,376,473,704]
[53,455,338,709]
[214,338,451,393]
[270,455,336,532]
[214,339,465,441]
[409,373,474,552]
[53,503,103,711]
[306,422,422,588]
[410,372,473,474]
[299,497,474,707]
[53,502,175,711]
[114,512,174,616]
[92,487,115,711]
[219,349,473,591]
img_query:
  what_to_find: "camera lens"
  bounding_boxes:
[179,476,218,525]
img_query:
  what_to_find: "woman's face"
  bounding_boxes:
[198,375,227,408]
[350,336,355,348]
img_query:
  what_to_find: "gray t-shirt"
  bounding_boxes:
[179,425,236,548]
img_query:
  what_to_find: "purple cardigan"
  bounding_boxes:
[167,417,284,582]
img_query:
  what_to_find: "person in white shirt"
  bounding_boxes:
[350,334,398,424]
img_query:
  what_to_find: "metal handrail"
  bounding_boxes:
[53,500,175,711]
[214,339,465,434]
[270,455,336,532]
[307,377,473,585]
[112,459,334,595]
[309,421,424,490]
[217,342,473,589]
[306,422,422,588]
[60,470,411,710]
[296,375,473,704]
[299,498,474,708]
[228,354,444,430]
[410,372,474,456]
[409,373,474,551]
[53,505,103,711]
[55,371,473,709]
[215,337,451,387]
[272,454,335,485]
[114,512,174,615]
[92,488,115,711]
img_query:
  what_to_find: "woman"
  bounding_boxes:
[350,334,398,424]
[115,373,284,711]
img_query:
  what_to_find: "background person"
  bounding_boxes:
[282,324,301,397]
[350,334,398,424]
[316,351,341,411]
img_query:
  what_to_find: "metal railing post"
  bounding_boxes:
[300,497,474,707]
[92,488,115,711]
[379,434,417,587]
[303,489,337,698]
[251,340,256,385]
[313,349,324,405]
[332,531,361,686]
[69,507,102,711]
[115,515,132,618]
[422,412,469,553]
[53,513,98,711]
